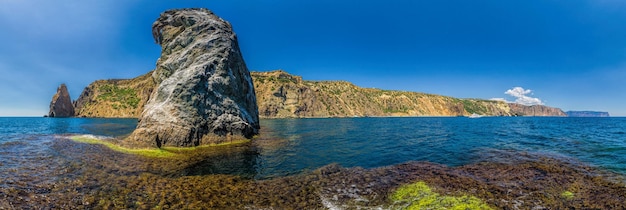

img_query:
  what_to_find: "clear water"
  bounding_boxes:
[1,117,625,180]
[256,117,626,178]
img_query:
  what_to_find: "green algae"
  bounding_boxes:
[391,181,492,210]
[69,135,251,158]
[561,191,574,200]
[70,135,176,158]
[160,138,252,152]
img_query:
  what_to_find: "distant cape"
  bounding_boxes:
[566,111,610,117]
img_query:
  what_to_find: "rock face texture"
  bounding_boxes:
[48,84,75,117]
[125,8,259,148]
[508,103,567,116]
[566,111,610,117]
[252,70,514,117]
[74,72,156,118]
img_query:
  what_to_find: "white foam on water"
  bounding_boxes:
[318,191,385,210]
[69,134,115,140]
[319,193,343,210]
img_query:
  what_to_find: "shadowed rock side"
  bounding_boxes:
[125,8,259,148]
[509,103,567,116]
[74,72,156,118]
[253,70,515,118]
[48,84,75,117]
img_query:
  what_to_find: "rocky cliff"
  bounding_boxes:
[74,71,156,118]
[124,8,259,148]
[74,69,568,119]
[253,70,518,117]
[508,103,567,116]
[48,84,75,117]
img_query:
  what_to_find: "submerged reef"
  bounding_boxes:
[1,137,625,209]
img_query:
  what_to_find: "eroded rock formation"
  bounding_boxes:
[125,8,259,148]
[48,84,75,117]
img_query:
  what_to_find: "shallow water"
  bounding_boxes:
[1,117,625,209]
[254,117,626,178]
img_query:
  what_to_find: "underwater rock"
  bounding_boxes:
[125,8,259,148]
[48,84,75,117]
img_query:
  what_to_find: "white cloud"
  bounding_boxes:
[504,87,543,106]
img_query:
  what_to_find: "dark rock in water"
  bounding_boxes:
[125,8,259,148]
[48,84,75,117]
[566,111,610,117]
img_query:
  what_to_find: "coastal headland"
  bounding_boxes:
[67,69,569,119]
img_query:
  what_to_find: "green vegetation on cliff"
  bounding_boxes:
[74,69,565,118]
[74,71,156,118]
[97,85,141,109]
[253,70,514,118]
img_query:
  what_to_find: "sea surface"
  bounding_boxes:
[1,117,626,208]
[1,117,625,179]
[257,117,626,178]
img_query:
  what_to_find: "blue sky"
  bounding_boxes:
[1,0,625,116]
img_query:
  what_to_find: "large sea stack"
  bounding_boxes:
[48,84,75,117]
[125,8,259,148]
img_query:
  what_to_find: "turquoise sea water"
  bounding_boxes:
[1,117,625,180]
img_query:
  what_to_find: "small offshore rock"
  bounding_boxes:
[48,84,75,117]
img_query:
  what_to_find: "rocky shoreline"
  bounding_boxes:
[2,136,624,209]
